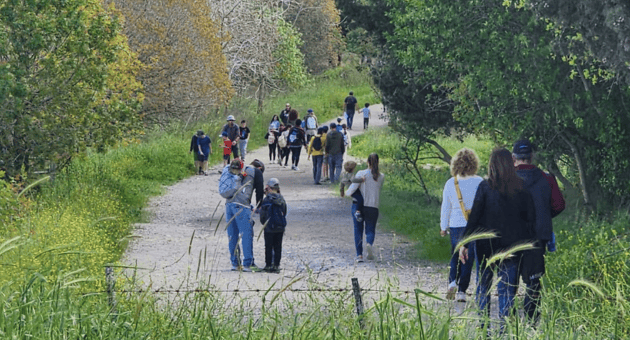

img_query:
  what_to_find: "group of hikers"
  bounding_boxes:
[212,91,382,274]
[440,140,565,329]
[191,91,563,329]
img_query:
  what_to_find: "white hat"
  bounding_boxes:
[227,115,235,121]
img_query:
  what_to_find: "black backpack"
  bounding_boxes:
[260,200,287,231]
[312,136,322,151]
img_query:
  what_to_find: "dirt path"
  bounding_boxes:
[123,104,446,299]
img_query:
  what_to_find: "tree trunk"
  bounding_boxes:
[426,138,452,164]
[559,132,593,209]
[546,159,572,190]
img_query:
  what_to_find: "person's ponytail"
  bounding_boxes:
[368,153,380,181]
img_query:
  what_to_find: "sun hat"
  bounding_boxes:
[227,115,235,121]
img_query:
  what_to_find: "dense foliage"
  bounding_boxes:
[0,0,143,178]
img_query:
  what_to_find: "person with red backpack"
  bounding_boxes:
[307,127,326,185]
[288,119,307,171]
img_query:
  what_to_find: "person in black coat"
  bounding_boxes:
[460,148,536,328]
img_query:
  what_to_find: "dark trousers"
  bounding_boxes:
[312,155,323,183]
[290,146,302,166]
[281,147,290,166]
[364,118,369,129]
[264,232,284,267]
[268,143,277,161]
[231,144,239,158]
[523,240,546,323]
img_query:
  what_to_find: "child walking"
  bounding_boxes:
[362,103,371,130]
[340,161,364,222]
[221,131,232,167]
[259,178,287,273]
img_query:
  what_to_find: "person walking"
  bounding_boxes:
[222,115,240,159]
[239,120,251,162]
[287,119,307,171]
[303,109,319,143]
[259,178,287,273]
[280,104,291,126]
[440,148,483,302]
[278,124,292,167]
[345,153,385,262]
[362,103,371,130]
[307,127,325,185]
[513,139,565,323]
[343,91,358,129]
[321,126,329,182]
[459,148,536,329]
[325,122,345,183]
[341,124,352,150]
[221,159,265,272]
[189,131,201,175]
[264,128,280,163]
[195,130,212,175]
[269,115,281,131]
[288,109,299,127]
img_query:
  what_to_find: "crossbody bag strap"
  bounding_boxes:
[453,177,469,221]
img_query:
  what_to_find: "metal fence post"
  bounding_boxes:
[351,277,365,328]
[105,266,117,315]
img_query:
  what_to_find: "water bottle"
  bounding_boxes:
[547,232,557,252]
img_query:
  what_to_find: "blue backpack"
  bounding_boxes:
[260,200,287,231]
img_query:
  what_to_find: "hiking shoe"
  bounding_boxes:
[456,292,466,302]
[446,281,457,300]
[269,265,280,273]
[315,182,322,185]
[248,265,263,272]
[366,244,374,260]
[356,255,364,263]
[231,265,240,271]
[354,210,364,222]
[263,266,273,272]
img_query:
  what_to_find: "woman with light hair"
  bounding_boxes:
[440,148,483,301]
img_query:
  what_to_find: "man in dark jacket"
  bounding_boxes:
[325,122,345,183]
[222,115,240,159]
[280,103,291,125]
[513,139,565,323]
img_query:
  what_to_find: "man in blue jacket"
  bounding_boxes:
[513,139,565,323]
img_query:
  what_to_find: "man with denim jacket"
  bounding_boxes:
[513,139,565,323]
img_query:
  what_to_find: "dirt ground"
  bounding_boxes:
[123,105,448,302]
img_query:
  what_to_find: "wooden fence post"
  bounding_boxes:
[105,266,117,315]
[351,277,365,328]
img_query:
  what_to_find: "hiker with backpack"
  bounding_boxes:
[288,119,307,171]
[196,130,212,176]
[218,159,265,272]
[264,128,280,163]
[259,178,287,273]
[325,122,345,183]
[239,120,251,162]
[307,127,326,185]
[221,115,240,159]
[278,124,291,167]
[288,109,299,127]
[321,126,330,182]
[343,91,358,129]
[439,148,483,302]
[189,130,201,175]
[303,109,319,143]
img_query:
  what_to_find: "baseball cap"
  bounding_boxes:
[513,139,533,159]
[196,130,204,136]
[307,109,313,113]
[267,178,280,189]
[221,131,228,137]
[227,115,235,121]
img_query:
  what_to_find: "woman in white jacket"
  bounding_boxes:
[440,148,483,302]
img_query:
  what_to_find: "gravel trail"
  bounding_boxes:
[123,105,448,301]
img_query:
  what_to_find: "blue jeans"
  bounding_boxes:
[449,228,476,293]
[346,111,355,129]
[238,139,248,160]
[312,155,323,183]
[477,260,519,322]
[352,204,378,256]
[329,153,343,183]
[226,203,254,267]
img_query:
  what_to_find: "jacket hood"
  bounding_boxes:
[266,192,285,206]
[516,166,544,188]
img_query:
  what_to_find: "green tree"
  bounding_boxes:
[0,0,143,178]
[274,19,308,88]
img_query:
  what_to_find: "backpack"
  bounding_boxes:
[218,166,242,199]
[312,136,322,151]
[278,132,287,148]
[268,133,276,144]
[306,116,317,129]
[288,129,299,144]
[260,200,287,231]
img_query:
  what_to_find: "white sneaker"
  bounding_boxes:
[446,281,457,300]
[366,244,374,260]
[356,255,364,263]
[294,166,300,171]
[456,292,466,302]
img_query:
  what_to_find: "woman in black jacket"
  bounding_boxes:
[459,148,536,327]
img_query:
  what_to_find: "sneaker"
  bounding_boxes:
[366,244,374,260]
[277,159,282,165]
[356,255,364,263]
[456,292,466,302]
[315,182,322,185]
[263,266,273,272]
[231,265,240,271]
[248,265,263,272]
[446,281,457,300]
[354,210,363,222]
[269,265,280,273]
[294,166,300,171]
